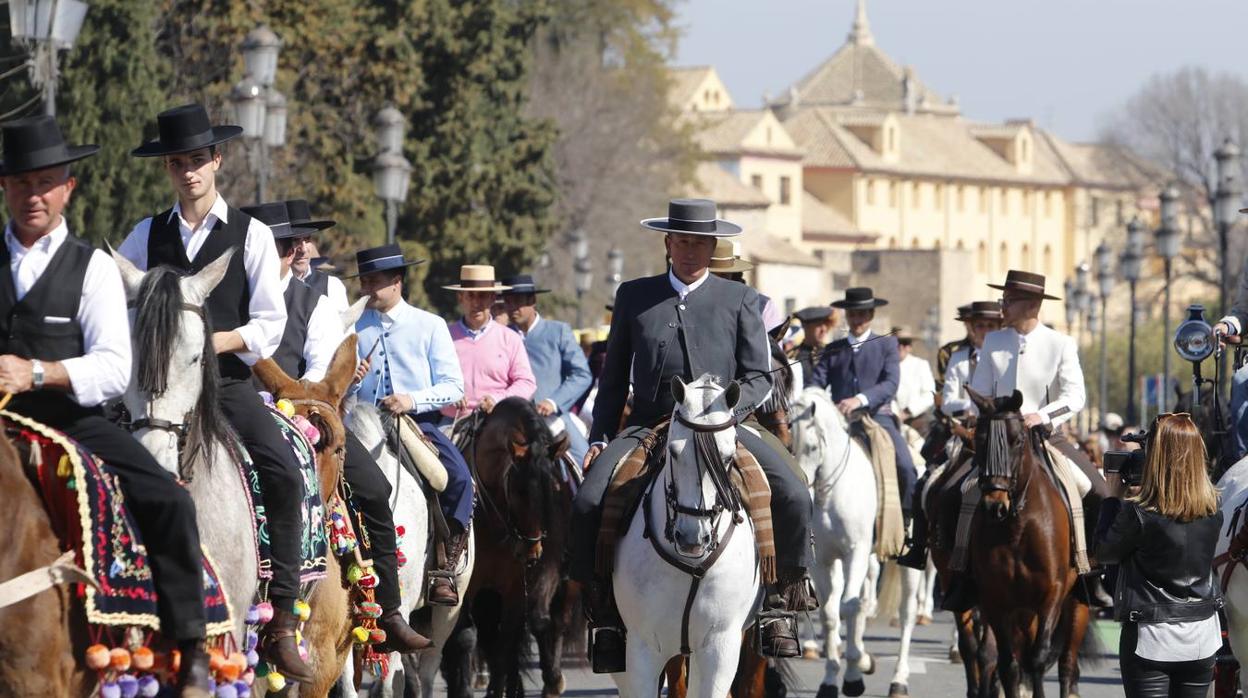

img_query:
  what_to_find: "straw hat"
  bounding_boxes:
[709,238,753,274]
[442,264,513,292]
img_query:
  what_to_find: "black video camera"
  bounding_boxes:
[1103,429,1149,487]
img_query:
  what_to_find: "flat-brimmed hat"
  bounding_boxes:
[240,201,317,239]
[965,300,1003,320]
[310,256,339,274]
[284,199,335,231]
[499,274,551,295]
[442,264,513,292]
[831,287,888,309]
[955,303,973,322]
[794,306,834,324]
[641,198,742,237]
[0,115,98,176]
[131,104,243,158]
[891,326,914,344]
[709,238,753,273]
[347,243,426,278]
[987,269,1060,300]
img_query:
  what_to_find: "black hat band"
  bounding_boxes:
[667,217,717,233]
[157,129,216,154]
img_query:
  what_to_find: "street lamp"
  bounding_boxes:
[372,106,412,245]
[240,25,281,87]
[9,0,89,115]
[1157,184,1182,413]
[572,230,592,328]
[1064,278,1078,335]
[1095,242,1114,426]
[1074,262,1092,433]
[1215,138,1243,318]
[1121,217,1145,424]
[921,305,941,353]
[606,247,623,299]
[230,25,286,204]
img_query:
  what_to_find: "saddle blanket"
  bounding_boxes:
[5,410,233,636]
[249,407,329,584]
[853,415,905,559]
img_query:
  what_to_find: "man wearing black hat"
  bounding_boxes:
[790,306,835,388]
[117,104,313,682]
[935,303,974,395]
[0,115,214,692]
[240,202,432,651]
[569,199,813,667]
[283,199,350,314]
[501,274,593,467]
[811,287,918,516]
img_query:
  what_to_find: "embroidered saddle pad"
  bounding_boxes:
[248,406,329,584]
[4,410,232,636]
[850,415,905,559]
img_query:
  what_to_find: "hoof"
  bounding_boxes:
[816,684,839,698]
[860,653,876,675]
[916,614,932,626]
[842,678,865,697]
[888,682,908,697]
[948,646,961,664]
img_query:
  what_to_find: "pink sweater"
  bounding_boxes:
[441,320,537,418]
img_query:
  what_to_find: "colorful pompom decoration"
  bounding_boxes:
[293,599,311,622]
[275,399,295,417]
[109,647,131,672]
[352,626,370,644]
[245,649,259,668]
[117,674,139,698]
[235,680,252,698]
[215,683,238,698]
[357,601,382,619]
[245,630,259,652]
[369,628,387,645]
[244,604,260,624]
[346,563,363,585]
[138,675,160,697]
[85,643,110,670]
[358,572,378,589]
[259,391,274,406]
[255,601,274,625]
[131,646,155,671]
[99,681,121,698]
[267,672,286,692]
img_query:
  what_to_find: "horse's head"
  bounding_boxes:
[665,374,740,558]
[475,398,567,565]
[252,334,360,496]
[115,248,235,476]
[967,387,1029,521]
[789,387,844,487]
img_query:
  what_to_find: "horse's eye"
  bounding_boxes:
[190,354,201,366]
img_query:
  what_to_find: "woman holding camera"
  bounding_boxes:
[1094,412,1223,698]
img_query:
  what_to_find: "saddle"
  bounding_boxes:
[594,422,777,584]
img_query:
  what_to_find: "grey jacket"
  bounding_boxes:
[590,272,772,443]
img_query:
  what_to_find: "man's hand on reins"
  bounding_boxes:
[1215,322,1242,348]
[1023,413,1046,429]
[836,396,862,417]
[353,357,370,385]
[584,443,604,471]
[380,393,413,415]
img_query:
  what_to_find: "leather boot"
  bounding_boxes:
[376,608,434,652]
[897,507,929,570]
[766,568,819,613]
[586,582,626,674]
[175,641,213,698]
[940,573,977,613]
[757,611,800,658]
[429,529,469,606]
[259,606,315,684]
[1074,574,1114,608]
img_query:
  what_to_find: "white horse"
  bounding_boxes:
[339,404,475,698]
[114,249,259,648]
[1216,454,1248,695]
[613,374,761,698]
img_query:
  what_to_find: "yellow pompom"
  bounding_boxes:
[275,399,296,417]
[56,454,71,478]
[268,672,286,692]
[293,599,311,622]
[346,564,363,584]
[352,626,369,643]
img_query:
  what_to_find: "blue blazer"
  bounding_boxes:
[811,332,900,416]
[522,317,592,414]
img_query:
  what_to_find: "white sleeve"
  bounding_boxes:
[233,219,288,364]
[300,296,344,383]
[1040,336,1085,427]
[942,354,970,416]
[327,275,350,315]
[61,250,133,406]
[116,218,153,270]
[909,359,936,415]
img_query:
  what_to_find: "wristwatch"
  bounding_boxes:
[31,359,44,390]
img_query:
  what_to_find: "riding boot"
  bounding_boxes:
[376,608,434,653]
[940,572,977,613]
[429,528,469,607]
[258,606,316,684]
[586,582,626,674]
[1074,572,1114,608]
[758,567,810,659]
[175,641,213,698]
[897,503,929,570]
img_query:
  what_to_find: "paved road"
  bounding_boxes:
[428,612,1127,697]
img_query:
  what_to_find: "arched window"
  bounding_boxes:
[998,242,1009,273]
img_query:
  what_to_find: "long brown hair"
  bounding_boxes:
[1134,413,1218,522]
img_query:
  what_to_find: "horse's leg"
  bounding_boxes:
[953,610,981,698]
[1028,588,1068,698]
[814,555,844,697]
[530,585,564,698]
[975,618,1000,698]
[887,566,921,697]
[843,548,874,696]
[1057,599,1088,698]
[614,641,664,698]
[992,624,1021,698]
[688,633,745,698]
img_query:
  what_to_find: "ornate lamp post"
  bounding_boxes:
[372,106,412,245]
[921,305,941,354]
[230,25,286,203]
[572,230,592,328]
[1064,278,1078,336]
[1215,138,1243,318]
[1074,263,1093,433]
[1156,184,1182,413]
[606,247,623,300]
[1095,242,1115,426]
[8,0,88,115]
[1120,217,1145,424]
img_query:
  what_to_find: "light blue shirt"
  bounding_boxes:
[515,314,592,414]
[354,300,464,414]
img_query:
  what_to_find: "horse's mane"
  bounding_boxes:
[494,397,559,485]
[133,266,238,469]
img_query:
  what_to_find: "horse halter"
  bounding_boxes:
[467,415,548,562]
[663,412,744,553]
[124,302,206,474]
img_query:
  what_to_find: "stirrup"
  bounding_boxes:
[588,625,626,674]
[755,610,799,658]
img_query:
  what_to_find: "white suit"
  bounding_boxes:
[968,323,1085,427]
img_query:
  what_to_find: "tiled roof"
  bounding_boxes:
[1042,134,1165,189]
[685,162,771,207]
[740,231,823,267]
[772,40,958,117]
[669,66,714,110]
[688,110,803,157]
[802,191,867,236]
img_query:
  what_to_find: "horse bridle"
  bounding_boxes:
[467,414,548,560]
[124,302,206,474]
[661,413,744,554]
[976,413,1043,517]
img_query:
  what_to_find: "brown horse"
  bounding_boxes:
[965,388,1088,698]
[443,397,576,698]
[253,336,360,698]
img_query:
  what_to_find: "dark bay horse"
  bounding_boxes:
[966,389,1088,698]
[444,397,575,698]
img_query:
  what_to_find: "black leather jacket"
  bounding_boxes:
[1094,497,1223,623]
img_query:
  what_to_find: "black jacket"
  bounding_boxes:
[1094,497,1223,623]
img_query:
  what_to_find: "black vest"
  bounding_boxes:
[271,277,318,380]
[302,269,330,298]
[0,233,94,420]
[146,207,253,380]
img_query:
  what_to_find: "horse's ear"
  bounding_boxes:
[549,431,570,462]
[181,247,235,307]
[1004,390,1024,413]
[321,334,360,403]
[110,244,145,302]
[723,380,741,410]
[966,386,994,415]
[341,297,367,335]
[671,376,687,404]
[254,357,298,397]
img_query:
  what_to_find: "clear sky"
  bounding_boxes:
[673,0,1248,143]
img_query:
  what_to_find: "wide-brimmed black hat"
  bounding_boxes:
[831,287,888,309]
[641,198,742,237]
[499,274,551,295]
[131,104,243,158]
[347,243,426,278]
[284,199,335,231]
[0,115,98,176]
[310,256,339,274]
[987,269,1060,300]
[794,306,834,324]
[240,201,316,239]
[965,301,1003,320]
[955,303,973,322]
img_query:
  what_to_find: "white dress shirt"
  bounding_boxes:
[969,323,1086,426]
[894,353,936,418]
[4,221,131,407]
[297,267,350,315]
[117,194,286,365]
[280,272,342,383]
[941,345,977,416]
[668,268,710,300]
